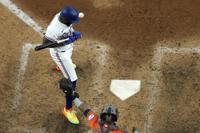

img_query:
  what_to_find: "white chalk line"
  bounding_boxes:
[0,0,43,108]
[0,0,109,106]
[0,0,43,36]
[143,47,164,133]
[0,0,47,132]
[1,0,107,132]
[12,43,34,109]
[93,44,109,94]
[9,126,48,133]
[92,0,125,9]
[144,47,200,133]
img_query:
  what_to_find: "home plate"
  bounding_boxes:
[110,80,141,101]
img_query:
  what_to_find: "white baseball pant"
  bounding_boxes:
[49,47,77,82]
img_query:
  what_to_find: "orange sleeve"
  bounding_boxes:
[86,111,99,128]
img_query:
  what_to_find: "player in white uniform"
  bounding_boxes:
[42,6,82,124]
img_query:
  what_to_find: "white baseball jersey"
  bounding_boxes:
[45,13,74,51]
[45,13,78,82]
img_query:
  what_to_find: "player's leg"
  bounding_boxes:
[50,49,79,124]
[55,52,77,110]
[50,49,75,109]
[54,51,77,89]
[56,60,76,71]
[55,52,77,82]
[50,49,69,78]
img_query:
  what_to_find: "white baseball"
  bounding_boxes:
[79,12,84,18]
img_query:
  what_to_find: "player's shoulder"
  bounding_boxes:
[86,110,99,128]
[49,13,60,24]
[45,13,62,36]
[86,110,98,121]
[53,13,60,20]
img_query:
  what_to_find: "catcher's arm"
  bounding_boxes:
[74,97,90,114]
[71,92,92,116]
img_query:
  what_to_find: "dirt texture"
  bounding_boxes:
[1,0,200,133]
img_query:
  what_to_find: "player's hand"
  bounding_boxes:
[73,31,81,40]
[69,36,76,42]
[63,36,76,45]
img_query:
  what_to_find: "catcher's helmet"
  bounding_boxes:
[60,6,80,24]
[100,105,118,124]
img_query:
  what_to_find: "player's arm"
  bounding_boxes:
[73,97,91,116]
[73,96,99,128]
[61,31,82,45]
[42,36,63,48]
[43,31,81,47]
[35,34,77,51]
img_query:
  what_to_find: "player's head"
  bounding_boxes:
[99,105,118,125]
[59,6,80,26]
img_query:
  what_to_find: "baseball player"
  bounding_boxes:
[42,6,84,124]
[59,78,139,133]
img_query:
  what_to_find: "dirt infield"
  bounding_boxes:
[146,48,200,133]
[0,4,40,132]
[153,52,200,132]
[1,0,200,132]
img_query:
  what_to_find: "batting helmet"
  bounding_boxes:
[100,105,119,124]
[60,6,80,24]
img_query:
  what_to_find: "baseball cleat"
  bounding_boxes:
[62,107,79,124]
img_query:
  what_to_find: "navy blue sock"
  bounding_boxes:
[65,80,77,109]
[66,96,72,109]
[71,80,77,90]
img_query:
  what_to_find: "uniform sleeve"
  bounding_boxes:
[62,26,74,37]
[42,36,54,44]
[86,111,99,129]
[70,27,75,32]
[73,98,99,128]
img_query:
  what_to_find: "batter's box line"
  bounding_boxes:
[0,0,44,36]
[0,0,43,109]
[143,47,200,133]
[12,43,35,109]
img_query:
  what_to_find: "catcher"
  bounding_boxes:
[59,78,139,133]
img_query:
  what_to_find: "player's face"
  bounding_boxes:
[65,20,72,26]
[101,124,110,132]
[59,16,72,26]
